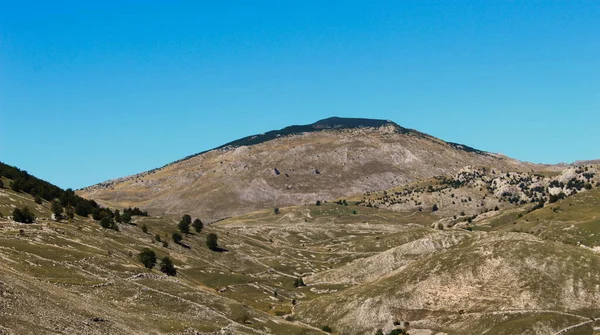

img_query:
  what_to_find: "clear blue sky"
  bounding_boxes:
[1,1,599,189]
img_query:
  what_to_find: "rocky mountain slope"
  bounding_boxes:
[78,117,551,221]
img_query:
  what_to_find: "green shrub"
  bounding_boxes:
[13,207,35,223]
[138,249,157,269]
[160,256,176,276]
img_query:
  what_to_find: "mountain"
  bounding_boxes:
[78,117,552,221]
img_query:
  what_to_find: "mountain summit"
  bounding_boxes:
[78,117,540,220]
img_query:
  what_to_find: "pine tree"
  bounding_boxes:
[178,220,190,234]
[206,233,218,251]
[192,218,203,233]
[51,200,63,220]
[160,256,176,276]
[172,232,183,244]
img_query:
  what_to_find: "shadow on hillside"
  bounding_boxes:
[176,242,191,249]
[211,247,229,253]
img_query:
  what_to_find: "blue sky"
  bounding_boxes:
[1,1,599,189]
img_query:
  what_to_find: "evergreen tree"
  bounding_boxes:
[10,178,21,192]
[91,208,102,221]
[121,211,132,224]
[172,232,183,244]
[13,207,34,223]
[178,220,190,234]
[141,224,148,234]
[181,214,192,224]
[138,249,157,269]
[65,205,75,221]
[114,210,122,223]
[51,200,63,220]
[160,256,176,276]
[206,233,218,251]
[192,218,203,233]
[0,179,3,188]
[100,217,118,231]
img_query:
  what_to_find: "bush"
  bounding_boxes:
[13,207,35,223]
[10,179,21,192]
[322,326,332,333]
[160,256,176,276]
[100,217,118,231]
[141,224,148,234]
[181,214,192,225]
[432,204,439,212]
[91,208,102,221]
[192,218,203,233]
[293,277,306,287]
[206,233,218,251]
[172,232,183,244]
[0,179,3,188]
[316,200,321,206]
[138,249,157,269]
[274,208,280,215]
[34,195,42,204]
[121,212,132,224]
[155,234,161,242]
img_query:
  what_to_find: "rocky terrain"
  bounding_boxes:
[2,118,600,335]
[77,117,550,221]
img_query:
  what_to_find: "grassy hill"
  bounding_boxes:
[3,169,600,334]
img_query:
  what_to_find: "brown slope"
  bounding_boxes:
[77,118,545,221]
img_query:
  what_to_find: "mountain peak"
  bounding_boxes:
[312,117,396,129]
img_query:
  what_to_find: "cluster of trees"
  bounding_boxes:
[178,214,203,234]
[137,249,176,276]
[13,207,35,223]
[0,162,100,217]
[170,214,218,251]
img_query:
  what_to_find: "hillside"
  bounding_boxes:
[3,170,600,334]
[78,117,550,221]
